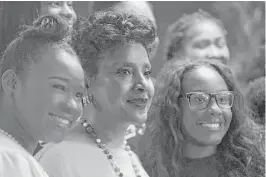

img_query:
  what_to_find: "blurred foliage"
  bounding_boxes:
[213,1,265,88]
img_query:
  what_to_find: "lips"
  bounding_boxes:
[127,97,149,108]
[197,122,223,130]
[48,113,72,128]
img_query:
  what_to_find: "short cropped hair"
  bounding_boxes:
[71,10,156,77]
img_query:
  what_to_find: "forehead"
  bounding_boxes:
[182,66,228,93]
[29,47,84,83]
[101,43,150,69]
[186,20,225,41]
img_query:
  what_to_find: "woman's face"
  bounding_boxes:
[179,66,232,146]
[182,20,230,64]
[13,47,85,142]
[40,1,77,27]
[89,43,154,125]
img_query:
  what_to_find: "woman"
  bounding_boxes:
[165,9,230,64]
[0,15,85,176]
[35,10,156,177]
[139,59,264,177]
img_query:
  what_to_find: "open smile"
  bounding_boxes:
[48,113,72,128]
[197,122,222,131]
[127,97,149,109]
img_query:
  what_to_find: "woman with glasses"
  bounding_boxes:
[139,59,264,177]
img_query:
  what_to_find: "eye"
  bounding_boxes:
[75,92,84,98]
[67,2,73,7]
[116,68,132,77]
[52,84,66,92]
[216,38,226,48]
[49,1,60,7]
[144,69,152,78]
[194,40,210,49]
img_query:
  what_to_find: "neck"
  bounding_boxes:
[0,101,37,154]
[182,141,217,159]
[91,111,129,148]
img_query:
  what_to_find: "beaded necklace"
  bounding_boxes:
[78,118,142,177]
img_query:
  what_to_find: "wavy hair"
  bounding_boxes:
[0,14,75,80]
[165,9,227,61]
[71,10,156,77]
[139,59,264,177]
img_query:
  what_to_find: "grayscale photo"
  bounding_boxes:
[0,1,265,177]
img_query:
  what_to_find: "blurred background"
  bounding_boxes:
[0,1,264,86]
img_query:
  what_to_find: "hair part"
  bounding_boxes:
[165,9,227,61]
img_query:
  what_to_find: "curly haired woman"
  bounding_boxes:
[139,59,264,177]
[35,10,157,177]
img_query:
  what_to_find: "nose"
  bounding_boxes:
[133,73,148,93]
[60,96,82,120]
[208,97,222,116]
[206,45,223,60]
[59,3,74,21]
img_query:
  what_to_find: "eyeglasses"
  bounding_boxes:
[179,91,234,110]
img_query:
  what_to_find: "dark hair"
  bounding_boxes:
[71,10,156,77]
[139,59,264,177]
[165,9,227,61]
[245,77,265,125]
[0,15,76,80]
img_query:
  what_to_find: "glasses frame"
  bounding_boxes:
[179,91,235,110]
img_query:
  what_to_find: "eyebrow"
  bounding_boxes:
[112,61,151,69]
[48,76,86,89]
[48,76,70,83]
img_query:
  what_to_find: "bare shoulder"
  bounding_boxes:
[130,151,150,177]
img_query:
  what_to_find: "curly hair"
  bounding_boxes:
[0,14,76,80]
[71,10,156,77]
[245,77,265,125]
[139,59,265,177]
[165,9,227,61]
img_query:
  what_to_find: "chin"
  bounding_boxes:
[127,112,147,125]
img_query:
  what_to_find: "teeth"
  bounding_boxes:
[201,123,220,128]
[49,113,70,126]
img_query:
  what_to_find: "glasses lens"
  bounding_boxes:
[216,92,234,108]
[189,92,209,110]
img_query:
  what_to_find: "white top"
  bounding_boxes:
[0,134,49,177]
[35,130,150,177]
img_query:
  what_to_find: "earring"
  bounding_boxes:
[82,95,93,107]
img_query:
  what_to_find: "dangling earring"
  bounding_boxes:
[82,95,93,107]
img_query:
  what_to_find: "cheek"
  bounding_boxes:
[223,109,233,126]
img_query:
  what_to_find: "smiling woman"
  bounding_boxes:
[35,10,157,177]
[139,59,264,177]
[0,14,84,177]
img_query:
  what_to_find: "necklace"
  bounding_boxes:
[78,118,142,177]
[0,128,22,147]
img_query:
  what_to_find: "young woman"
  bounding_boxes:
[165,9,230,64]
[139,59,264,177]
[0,15,85,177]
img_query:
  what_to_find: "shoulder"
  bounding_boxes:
[0,148,48,177]
[36,139,102,177]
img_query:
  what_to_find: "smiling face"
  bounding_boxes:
[182,20,230,63]
[13,47,85,142]
[90,43,154,125]
[179,66,232,146]
[40,1,77,27]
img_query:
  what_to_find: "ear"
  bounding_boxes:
[1,70,19,95]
